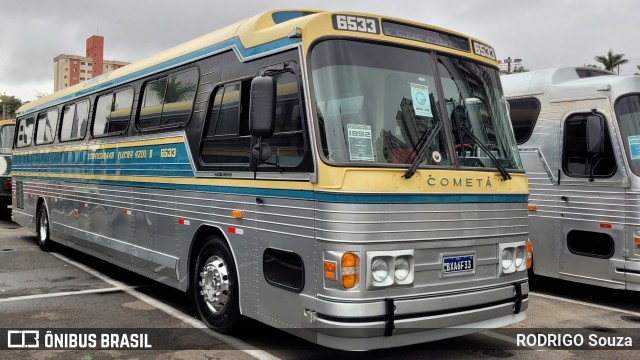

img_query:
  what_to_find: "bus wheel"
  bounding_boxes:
[193,236,240,333]
[36,205,52,251]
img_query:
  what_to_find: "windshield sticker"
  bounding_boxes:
[410,83,432,117]
[432,151,442,163]
[347,124,374,161]
[629,136,640,160]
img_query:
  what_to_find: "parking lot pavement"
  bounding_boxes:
[3,217,640,359]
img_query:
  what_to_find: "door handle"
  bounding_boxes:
[561,196,569,202]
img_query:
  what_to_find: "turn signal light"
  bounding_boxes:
[635,237,640,249]
[324,261,336,280]
[526,240,533,269]
[527,204,537,212]
[231,210,242,219]
[341,253,359,289]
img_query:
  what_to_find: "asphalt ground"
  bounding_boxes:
[2,215,640,360]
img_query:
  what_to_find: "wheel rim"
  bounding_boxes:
[38,209,48,242]
[199,255,230,314]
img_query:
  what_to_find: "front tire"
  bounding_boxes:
[193,235,240,333]
[36,205,52,251]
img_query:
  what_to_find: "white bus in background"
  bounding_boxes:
[503,67,640,290]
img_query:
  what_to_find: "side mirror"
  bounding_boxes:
[586,114,605,154]
[249,76,276,138]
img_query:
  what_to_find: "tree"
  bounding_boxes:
[594,49,629,74]
[635,65,640,76]
[583,64,602,69]
[0,95,22,119]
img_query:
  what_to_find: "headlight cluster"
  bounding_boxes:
[367,250,414,289]
[500,242,527,275]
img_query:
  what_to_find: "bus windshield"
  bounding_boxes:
[0,124,14,155]
[616,94,640,175]
[310,40,522,171]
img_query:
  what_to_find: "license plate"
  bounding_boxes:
[443,255,474,274]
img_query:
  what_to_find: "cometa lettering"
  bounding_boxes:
[426,177,492,188]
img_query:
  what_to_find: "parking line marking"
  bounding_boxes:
[0,287,127,302]
[50,252,281,360]
[530,291,640,317]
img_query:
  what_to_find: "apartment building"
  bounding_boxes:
[53,35,129,91]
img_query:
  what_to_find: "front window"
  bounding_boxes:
[310,40,522,171]
[616,94,640,176]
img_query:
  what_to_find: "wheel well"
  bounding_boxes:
[187,225,228,293]
[35,197,46,226]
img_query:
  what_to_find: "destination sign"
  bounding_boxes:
[382,21,470,52]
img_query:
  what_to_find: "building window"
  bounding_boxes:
[65,68,68,71]
[88,63,92,66]
[64,76,67,79]
[73,68,77,72]
[80,70,85,73]
[80,77,85,80]
[81,62,86,65]
[64,83,68,87]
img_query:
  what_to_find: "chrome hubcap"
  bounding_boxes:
[39,210,48,242]
[199,255,230,313]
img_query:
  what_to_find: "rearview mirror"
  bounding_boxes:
[586,114,605,154]
[249,76,276,138]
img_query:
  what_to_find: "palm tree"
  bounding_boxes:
[594,49,629,74]
[636,65,640,76]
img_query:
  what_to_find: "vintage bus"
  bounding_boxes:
[503,67,640,290]
[0,118,14,217]
[12,9,530,350]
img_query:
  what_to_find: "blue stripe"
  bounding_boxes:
[20,36,301,116]
[12,174,527,204]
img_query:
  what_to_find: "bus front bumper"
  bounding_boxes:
[302,281,528,350]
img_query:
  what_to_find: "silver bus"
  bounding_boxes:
[12,9,530,350]
[503,67,640,290]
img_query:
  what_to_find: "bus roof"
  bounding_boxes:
[501,67,640,102]
[0,119,15,126]
[19,8,498,116]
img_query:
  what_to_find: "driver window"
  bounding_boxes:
[563,114,616,177]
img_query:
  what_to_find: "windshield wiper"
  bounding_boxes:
[459,127,511,181]
[403,120,444,179]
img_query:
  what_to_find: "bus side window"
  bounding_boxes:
[508,98,541,145]
[199,81,251,166]
[16,117,35,148]
[35,108,59,145]
[93,89,133,137]
[60,100,90,142]
[138,68,198,131]
[260,71,305,168]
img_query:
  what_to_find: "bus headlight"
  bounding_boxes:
[502,249,514,272]
[394,258,410,281]
[499,242,527,275]
[367,250,414,289]
[372,259,389,283]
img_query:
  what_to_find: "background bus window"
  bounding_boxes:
[16,117,35,148]
[60,100,90,142]
[138,68,198,130]
[35,109,59,145]
[0,124,15,153]
[93,89,133,136]
[508,98,541,144]
[563,113,616,177]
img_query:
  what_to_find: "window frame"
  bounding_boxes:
[562,111,617,179]
[507,97,541,145]
[59,99,91,143]
[136,66,200,132]
[91,86,134,138]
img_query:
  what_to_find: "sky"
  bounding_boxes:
[0,0,638,103]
